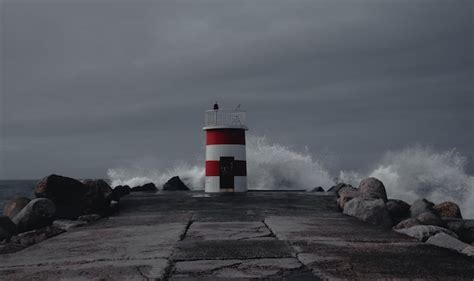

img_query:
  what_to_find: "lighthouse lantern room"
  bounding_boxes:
[203,103,248,192]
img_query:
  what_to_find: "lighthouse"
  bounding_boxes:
[203,103,248,192]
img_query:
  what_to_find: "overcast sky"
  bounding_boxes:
[1,0,472,180]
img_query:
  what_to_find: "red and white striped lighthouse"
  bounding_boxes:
[203,104,248,192]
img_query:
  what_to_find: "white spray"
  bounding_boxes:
[107,135,333,190]
[339,145,474,218]
[107,137,474,218]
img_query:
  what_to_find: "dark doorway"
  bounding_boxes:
[220,157,234,190]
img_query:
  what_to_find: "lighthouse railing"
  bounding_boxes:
[204,110,247,129]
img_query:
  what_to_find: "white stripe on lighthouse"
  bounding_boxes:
[205,176,247,193]
[205,144,246,161]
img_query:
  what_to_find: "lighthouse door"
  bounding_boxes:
[219,157,234,190]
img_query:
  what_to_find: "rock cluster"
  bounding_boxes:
[1,174,128,254]
[1,174,189,254]
[333,177,474,257]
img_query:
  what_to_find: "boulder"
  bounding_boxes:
[162,177,190,191]
[416,211,444,227]
[358,177,388,202]
[426,232,474,257]
[132,183,158,192]
[444,219,474,244]
[12,198,56,233]
[82,179,113,215]
[0,216,17,240]
[443,218,465,233]
[35,175,114,219]
[327,183,353,193]
[395,225,458,242]
[337,187,360,210]
[3,197,31,219]
[460,220,474,244]
[433,201,462,219]
[410,198,435,218]
[111,185,131,200]
[386,199,410,224]
[35,174,89,219]
[337,186,357,197]
[393,218,421,230]
[343,197,392,228]
[53,219,87,231]
[9,226,64,248]
[309,186,324,192]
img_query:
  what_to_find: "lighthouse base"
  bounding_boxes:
[205,176,247,193]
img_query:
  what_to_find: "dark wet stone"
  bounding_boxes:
[131,183,158,192]
[163,176,190,191]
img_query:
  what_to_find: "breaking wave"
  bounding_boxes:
[107,137,473,218]
[107,135,334,190]
[339,145,474,218]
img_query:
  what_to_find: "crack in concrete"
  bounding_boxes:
[135,265,149,280]
[161,258,175,281]
[206,261,244,276]
[227,225,271,240]
[164,219,193,280]
[262,219,277,238]
[179,220,193,241]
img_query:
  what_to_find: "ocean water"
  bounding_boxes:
[0,180,38,210]
[1,137,473,219]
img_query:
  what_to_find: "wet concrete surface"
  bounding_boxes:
[0,191,473,280]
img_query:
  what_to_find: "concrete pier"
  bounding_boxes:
[0,192,473,280]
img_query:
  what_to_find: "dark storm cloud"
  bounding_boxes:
[1,0,472,179]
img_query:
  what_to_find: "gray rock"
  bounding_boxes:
[461,246,474,256]
[9,226,64,249]
[395,225,458,242]
[358,177,388,202]
[132,182,158,192]
[327,183,353,193]
[337,188,360,210]
[460,220,474,244]
[0,216,17,240]
[162,177,190,191]
[410,198,435,218]
[416,211,444,227]
[386,199,410,224]
[78,214,102,223]
[309,186,325,192]
[111,185,131,200]
[393,218,421,230]
[82,179,113,215]
[12,198,56,233]
[433,201,462,219]
[444,218,465,233]
[426,232,474,257]
[444,219,474,244]
[35,174,89,219]
[343,197,392,228]
[3,197,31,219]
[337,186,357,197]
[53,220,87,231]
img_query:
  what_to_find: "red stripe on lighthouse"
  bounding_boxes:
[206,129,245,145]
[205,160,247,176]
